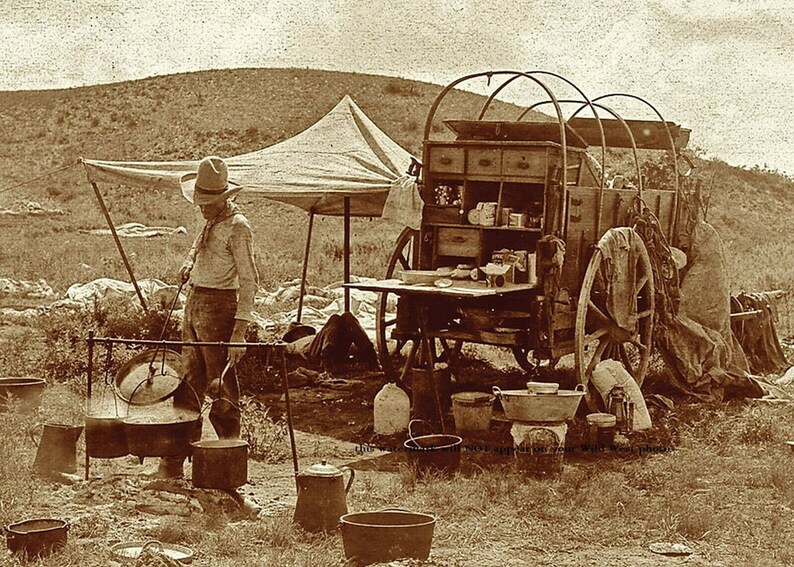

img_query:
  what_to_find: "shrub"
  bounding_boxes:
[240,396,287,463]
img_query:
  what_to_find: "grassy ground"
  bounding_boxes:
[1,383,793,566]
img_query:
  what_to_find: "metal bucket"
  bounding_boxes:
[340,509,435,566]
[5,518,69,558]
[403,421,461,477]
[85,415,128,459]
[191,439,248,490]
[451,392,495,433]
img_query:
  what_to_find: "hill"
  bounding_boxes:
[0,68,792,332]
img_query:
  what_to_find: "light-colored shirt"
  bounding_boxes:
[186,213,259,321]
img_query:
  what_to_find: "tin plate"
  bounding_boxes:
[110,540,194,563]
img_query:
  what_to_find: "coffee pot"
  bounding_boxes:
[29,422,84,476]
[293,460,355,532]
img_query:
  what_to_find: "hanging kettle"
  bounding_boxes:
[293,460,355,532]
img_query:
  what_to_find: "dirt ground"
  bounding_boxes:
[6,346,791,566]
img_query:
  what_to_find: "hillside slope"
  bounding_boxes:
[0,68,791,328]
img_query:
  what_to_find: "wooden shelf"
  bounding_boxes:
[425,222,542,233]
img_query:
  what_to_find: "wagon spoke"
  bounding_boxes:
[618,344,636,375]
[629,336,648,352]
[636,309,652,319]
[588,300,610,323]
[398,254,410,270]
[586,338,610,376]
[637,274,649,292]
[583,327,608,346]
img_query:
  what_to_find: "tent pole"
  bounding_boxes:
[344,197,350,313]
[90,182,149,312]
[296,211,314,324]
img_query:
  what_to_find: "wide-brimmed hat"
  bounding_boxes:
[282,323,317,344]
[181,156,242,205]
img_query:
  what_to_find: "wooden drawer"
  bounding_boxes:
[502,148,547,180]
[428,146,465,174]
[436,227,479,257]
[467,148,502,177]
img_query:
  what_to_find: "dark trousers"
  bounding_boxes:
[173,287,241,438]
[307,312,377,370]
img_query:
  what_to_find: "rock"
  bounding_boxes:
[777,366,794,386]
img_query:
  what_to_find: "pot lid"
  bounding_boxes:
[451,391,494,405]
[115,349,183,406]
[302,460,342,477]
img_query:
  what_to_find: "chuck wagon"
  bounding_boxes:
[354,71,695,412]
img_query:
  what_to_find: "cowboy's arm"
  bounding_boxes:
[228,217,260,364]
[180,232,202,283]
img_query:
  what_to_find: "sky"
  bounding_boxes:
[2,0,793,174]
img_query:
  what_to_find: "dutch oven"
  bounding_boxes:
[5,518,69,558]
[340,509,436,566]
[85,414,128,459]
[123,411,202,463]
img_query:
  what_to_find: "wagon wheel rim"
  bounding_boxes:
[376,228,419,378]
[574,237,654,412]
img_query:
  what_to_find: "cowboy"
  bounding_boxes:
[157,156,259,479]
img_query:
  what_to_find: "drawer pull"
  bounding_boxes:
[478,159,492,167]
[516,161,530,170]
[439,157,453,165]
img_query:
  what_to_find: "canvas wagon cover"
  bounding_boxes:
[82,96,416,217]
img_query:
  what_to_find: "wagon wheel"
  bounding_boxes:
[376,228,420,378]
[574,234,654,412]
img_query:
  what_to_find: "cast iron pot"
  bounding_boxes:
[340,509,435,566]
[191,439,248,490]
[85,415,128,459]
[0,377,46,412]
[123,412,202,463]
[5,518,69,558]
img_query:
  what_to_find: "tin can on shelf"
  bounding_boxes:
[508,212,527,228]
[500,207,512,226]
[478,202,497,226]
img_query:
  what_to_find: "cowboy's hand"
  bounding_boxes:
[178,263,192,284]
[227,319,248,367]
[227,346,246,367]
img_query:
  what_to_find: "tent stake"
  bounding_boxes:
[296,211,314,324]
[90,182,148,312]
[344,197,350,312]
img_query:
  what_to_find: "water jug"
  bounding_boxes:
[373,382,409,435]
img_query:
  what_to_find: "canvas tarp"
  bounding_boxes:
[657,221,765,401]
[82,95,420,218]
